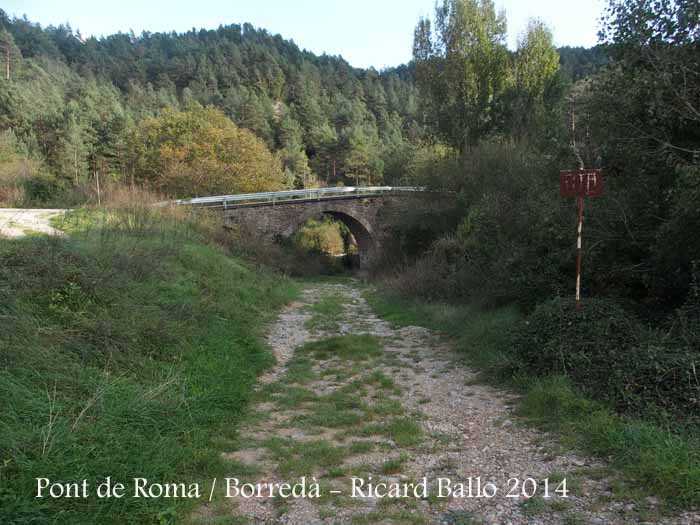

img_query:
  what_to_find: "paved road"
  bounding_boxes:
[0,208,66,238]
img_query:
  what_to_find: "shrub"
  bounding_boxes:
[510,297,700,420]
[128,104,286,198]
[654,165,700,306]
[0,130,54,207]
[382,140,573,306]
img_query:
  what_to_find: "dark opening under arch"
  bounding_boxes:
[321,211,374,267]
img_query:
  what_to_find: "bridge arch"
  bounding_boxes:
[201,187,425,269]
[280,206,375,267]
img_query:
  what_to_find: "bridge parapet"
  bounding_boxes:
[164,186,424,210]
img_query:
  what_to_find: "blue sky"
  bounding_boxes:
[3,0,605,69]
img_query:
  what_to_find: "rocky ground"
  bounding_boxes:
[194,282,700,525]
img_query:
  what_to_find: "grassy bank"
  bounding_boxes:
[0,206,298,524]
[366,290,700,511]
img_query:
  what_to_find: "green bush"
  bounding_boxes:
[654,165,700,306]
[510,297,700,420]
[292,216,348,256]
[384,140,573,306]
[21,174,64,205]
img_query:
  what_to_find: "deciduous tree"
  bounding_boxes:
[129,104,285,198]
[413,0,509,151]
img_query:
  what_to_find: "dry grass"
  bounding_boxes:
[58,183,342,278]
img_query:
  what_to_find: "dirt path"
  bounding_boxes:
[196,282,698,525]
[0,208,66,238]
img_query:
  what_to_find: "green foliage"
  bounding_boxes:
[385,140,572,305]
[129,104,285,198]
[400,0,699,314]
[557,45,609,81]
[413,3,565,149]
[579,0,700,305]
[509,297,700,419]
[653,165,700,304]
[292,216,348,256]
[413,0,510,151]
[224,222,348,278]
[507,19,562,138]
[0,209,298,524]
[0,128,81,206]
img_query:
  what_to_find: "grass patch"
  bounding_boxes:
[304,294,345,332]
[521,496,547,515]
[282,356,316,384]
[380,454,409,474]
[293,385,369,430]
[299,334,383,361]
[562,513,586,525]
[0,208,298,524]
[442,510,483,525]
[357,417,423,447]
[519,375,700,507]
[386,418,423,447]
[367,399,404,417]
[350,509,426,525]
[295,405,365,429]
[348,441,375,454]
[273,386,317,408]
[262,438,346,476]
[364,370,395,389]
[365,289,700,509]
[366,290,519,377]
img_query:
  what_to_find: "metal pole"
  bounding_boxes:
[576,194,583,310]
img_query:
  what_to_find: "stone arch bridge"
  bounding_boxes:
[171,187,426,266]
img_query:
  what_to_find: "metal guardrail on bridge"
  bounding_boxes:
[163,186,425,209]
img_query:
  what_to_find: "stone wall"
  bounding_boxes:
[221,195,402,266]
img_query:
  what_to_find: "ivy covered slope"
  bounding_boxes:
[0,206,298,524]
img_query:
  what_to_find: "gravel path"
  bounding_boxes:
[195,282,699,525]
[0,208,66,237]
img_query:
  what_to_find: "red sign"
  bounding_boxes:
[560,169,603,198]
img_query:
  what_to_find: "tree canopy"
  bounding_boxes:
[413,1,562,149]
[129,104,284,197]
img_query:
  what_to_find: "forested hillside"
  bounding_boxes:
[0,9,608,204]
[0,11,423,202]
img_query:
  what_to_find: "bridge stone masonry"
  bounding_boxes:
[170,187,427,267]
